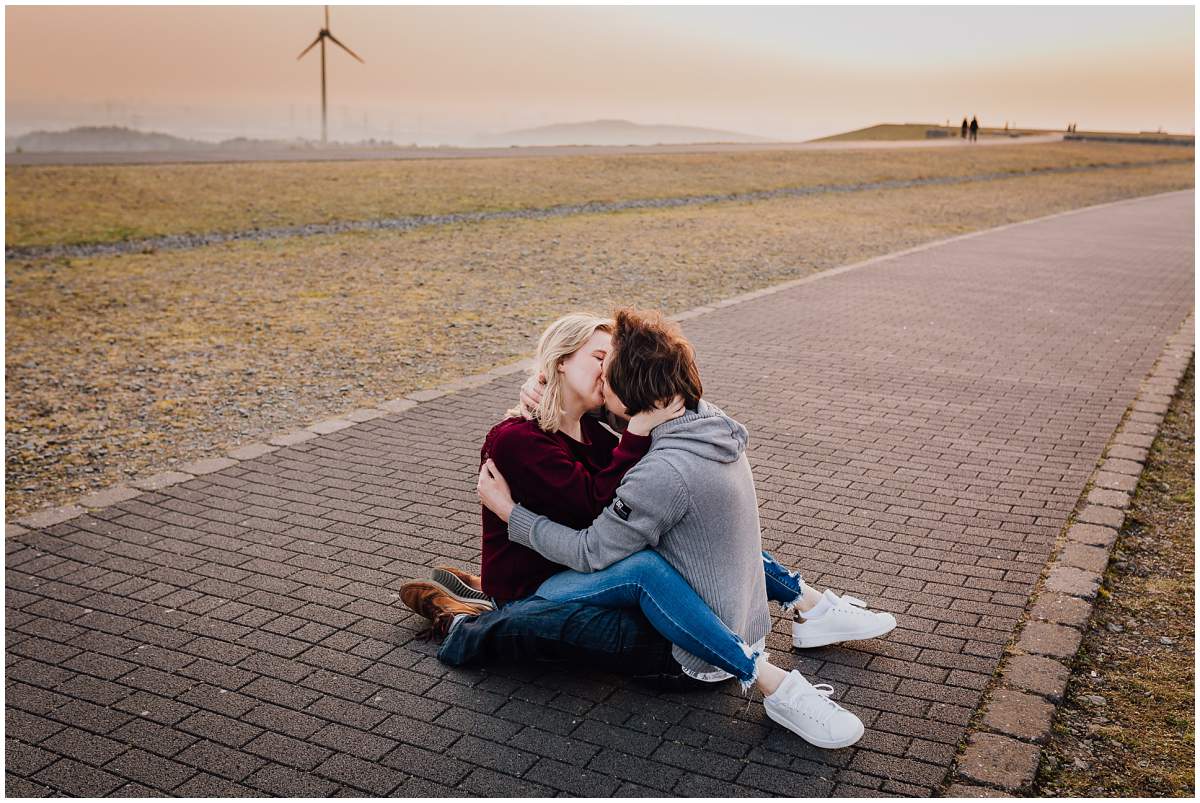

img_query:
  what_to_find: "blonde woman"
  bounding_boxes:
[402,313,681,626]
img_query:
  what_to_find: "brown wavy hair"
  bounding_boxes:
[606,308,703,416]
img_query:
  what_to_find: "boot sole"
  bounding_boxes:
[429,571,495,610]
[792,617,896,649]
[764,705,865,749]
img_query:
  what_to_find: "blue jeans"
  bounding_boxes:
[535,550,805,684]
[437,596,678,676]
[437,550,804,680]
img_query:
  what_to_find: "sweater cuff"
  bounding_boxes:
[617,429,652,455]
[507,504,541,548]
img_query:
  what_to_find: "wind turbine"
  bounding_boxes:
[297,5,364,145]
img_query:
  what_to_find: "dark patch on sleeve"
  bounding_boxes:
[613,497,632,521]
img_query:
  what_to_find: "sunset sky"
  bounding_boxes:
[5,4,1195,144]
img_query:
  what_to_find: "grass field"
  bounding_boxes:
[5,141,1191,248]
[4,147,1193,516]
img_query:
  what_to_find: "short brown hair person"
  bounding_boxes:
[606,307,703,416]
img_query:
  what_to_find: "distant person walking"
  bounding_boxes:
[961,117,969,139]
[969,116,979,142]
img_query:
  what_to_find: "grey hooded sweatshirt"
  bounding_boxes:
[507,399,771,677]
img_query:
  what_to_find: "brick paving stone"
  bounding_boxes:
[173,772,259,797]
[406,388,447,402]
[102,748,196,791]
[1066,522,1119,549]
[460,766,557,797]
[307,419,355,436]
[957,733,1040,792]
[311,723,398,762]
[39,727,127,766]
[128,472,194,491]
[14,505,85,529]
[1060,542,1110,574]
[675,772,765,797]
[379,742,473,786]
[178,457,239,476]
[5,773,55,797]
[1075,505,1125,528]
[33,758,125,796]
[377,398,418,414]
[1101,457,1145,476]
[944,782,1013,797]
[244,730,332,770]
[738,760,837,796]
[447,734,537,775]
[312,752,405,795]
[268,429,319,446]
[981,689,1056,742]
[1016,621,1084,660]
[1092,471,1138,493]
[1002,655,1070,701]
[5,192,1193,796]
[1085,488,1132,509]
[5,740,59,777]
[1044,565,1102,600]
[78,486,142,509]
[246,762,339,797]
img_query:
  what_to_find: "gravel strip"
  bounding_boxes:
[6,157,1188,261]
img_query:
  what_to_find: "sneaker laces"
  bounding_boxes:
[832,594,872,614]
[778,682,843,725]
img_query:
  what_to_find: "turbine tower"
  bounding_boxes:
[297,6,364,145]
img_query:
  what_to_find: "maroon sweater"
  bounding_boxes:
[480,415,651,603]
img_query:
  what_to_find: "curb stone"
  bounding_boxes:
[942,310,1194,795]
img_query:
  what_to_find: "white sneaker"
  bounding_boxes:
[792,590,897,649]
[763,670,864,749]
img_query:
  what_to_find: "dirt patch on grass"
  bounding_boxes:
[1034,360,1195,797]
[5,141,1189,248]
[5,161,1194,517]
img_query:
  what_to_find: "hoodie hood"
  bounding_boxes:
[649,399,748,463]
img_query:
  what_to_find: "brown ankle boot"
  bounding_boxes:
[400,580,491,641]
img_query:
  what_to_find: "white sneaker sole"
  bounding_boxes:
[764,705,865,749]
[792,616,897,649]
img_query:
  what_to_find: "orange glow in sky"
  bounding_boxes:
[5,5,1194,143]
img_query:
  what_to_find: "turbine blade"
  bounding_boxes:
[296,33,322,60]
[326,32,365,63]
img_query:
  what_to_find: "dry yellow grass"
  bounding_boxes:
[1036,363,1194,797]
[4,159,1193,516]
[5,141,1190,248]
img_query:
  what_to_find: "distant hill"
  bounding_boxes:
[5,126,397,153]
[474,119,771,147]
[6,126,208,152]
[811,123,1055,142]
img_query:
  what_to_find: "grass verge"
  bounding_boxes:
[5,141,1191,248]
[1034,360,1195,797]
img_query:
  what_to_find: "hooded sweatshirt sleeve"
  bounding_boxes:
[487,421,652,520]
[508,455,689,572]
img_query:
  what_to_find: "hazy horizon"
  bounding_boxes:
[6,5,1195,145]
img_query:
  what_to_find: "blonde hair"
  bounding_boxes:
[508,312,613,433]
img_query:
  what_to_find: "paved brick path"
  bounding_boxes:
[5,191,1193,797]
